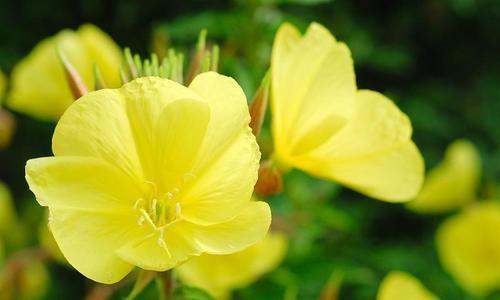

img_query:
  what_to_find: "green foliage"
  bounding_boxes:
[0,0,499,299]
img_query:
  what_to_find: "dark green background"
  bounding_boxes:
[0,0,499,299]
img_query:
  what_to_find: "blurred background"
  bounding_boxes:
[0,0,499,299]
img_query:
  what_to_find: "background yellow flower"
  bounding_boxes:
[377,271,438,300]
[26,74,270,284]
[177,232,288,300]
[408,139,481,213]
[436,201,500,295]
[7,24,122,120]
[270,22,424,202]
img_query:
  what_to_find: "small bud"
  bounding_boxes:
[249,72,270,137]
[319,271,342,300]
[254,160,283,196]
[57,49,88,99]
[0,109,16,149]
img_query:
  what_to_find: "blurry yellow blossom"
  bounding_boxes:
[177,232,287,299]
[26,74,270,284]
[7,24,122,120]
[0,181,17,237]
[377,271,438,300]
[436,201,500,295]
[0,68,6,98]
[270,22,423,202]
[408,139,481,213]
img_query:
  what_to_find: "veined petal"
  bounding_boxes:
[26,156,141,211]
[188,72,251,175]
[49,208,138,284]
[153,98,210,192]
[292,90,423,201]
[181,129,260,225]
[116,224,195,272]
[299,141,424,202]
[309,90,413,159]
[52,88,144,180]
[120,77,204,182]
[408,139,481,213]
[77,24,122,88]
[53,77,203,183]
[183,201,271,255]
[271,22,356,156]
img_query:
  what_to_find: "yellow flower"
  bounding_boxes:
[177,232,287,300]
[436,201,500,295]
[270,22,423,202]
[25,73,271,284]
[7,24,122,120]
[0,68,6,99]
[408,139,481,213]
[377,271,438,300]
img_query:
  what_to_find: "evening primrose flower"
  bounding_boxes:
[408,139,480,213]
[177,232,287,300]
[0,68,6,98]
[8,24,122,120]
[270,22,423,202]
[377,271,438,300]
[436,201,500,295]
[25,73,271,284]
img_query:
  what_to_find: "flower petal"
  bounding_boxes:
[7,30,93,120]
[188,72,251,174]
[52,77,203,182]
[116,224,195,272]
[180,129,260,225]
[177,232,287,299]
[292,90,423,201]
[26,156,142,211]
[408,139,481,213]
[183,201,271,255]
[377,271,437,300]
[299,141,424,202]
[271,22,356,156]
[48,208,137,284]
[77,24,122,88]
[153,98,210,191]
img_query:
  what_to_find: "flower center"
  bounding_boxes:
[133,181,184,255]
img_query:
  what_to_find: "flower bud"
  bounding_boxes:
[254,160,283,196]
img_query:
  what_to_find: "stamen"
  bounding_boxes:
[140,208,157,229]
[133,198,144,209]
[166,192,173,200]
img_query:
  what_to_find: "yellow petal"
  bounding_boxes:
[436,202,500,295]
[177,232,288,300]
[377,271,438,300]
[181,129,260,225]
[77,24,122,87]
[188,72,251,173]
[183,201,271,255]
[52,77,202,182]
[0,68,6,98]
[271,22,356,157]
[116,224,195,272]
[295,91,423,201]
[48,208,137,284]
[408,139,481,213]
[7,24,122,120]
[153,98,210,191]
[26,156,141,211]
[7,30,91,120]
